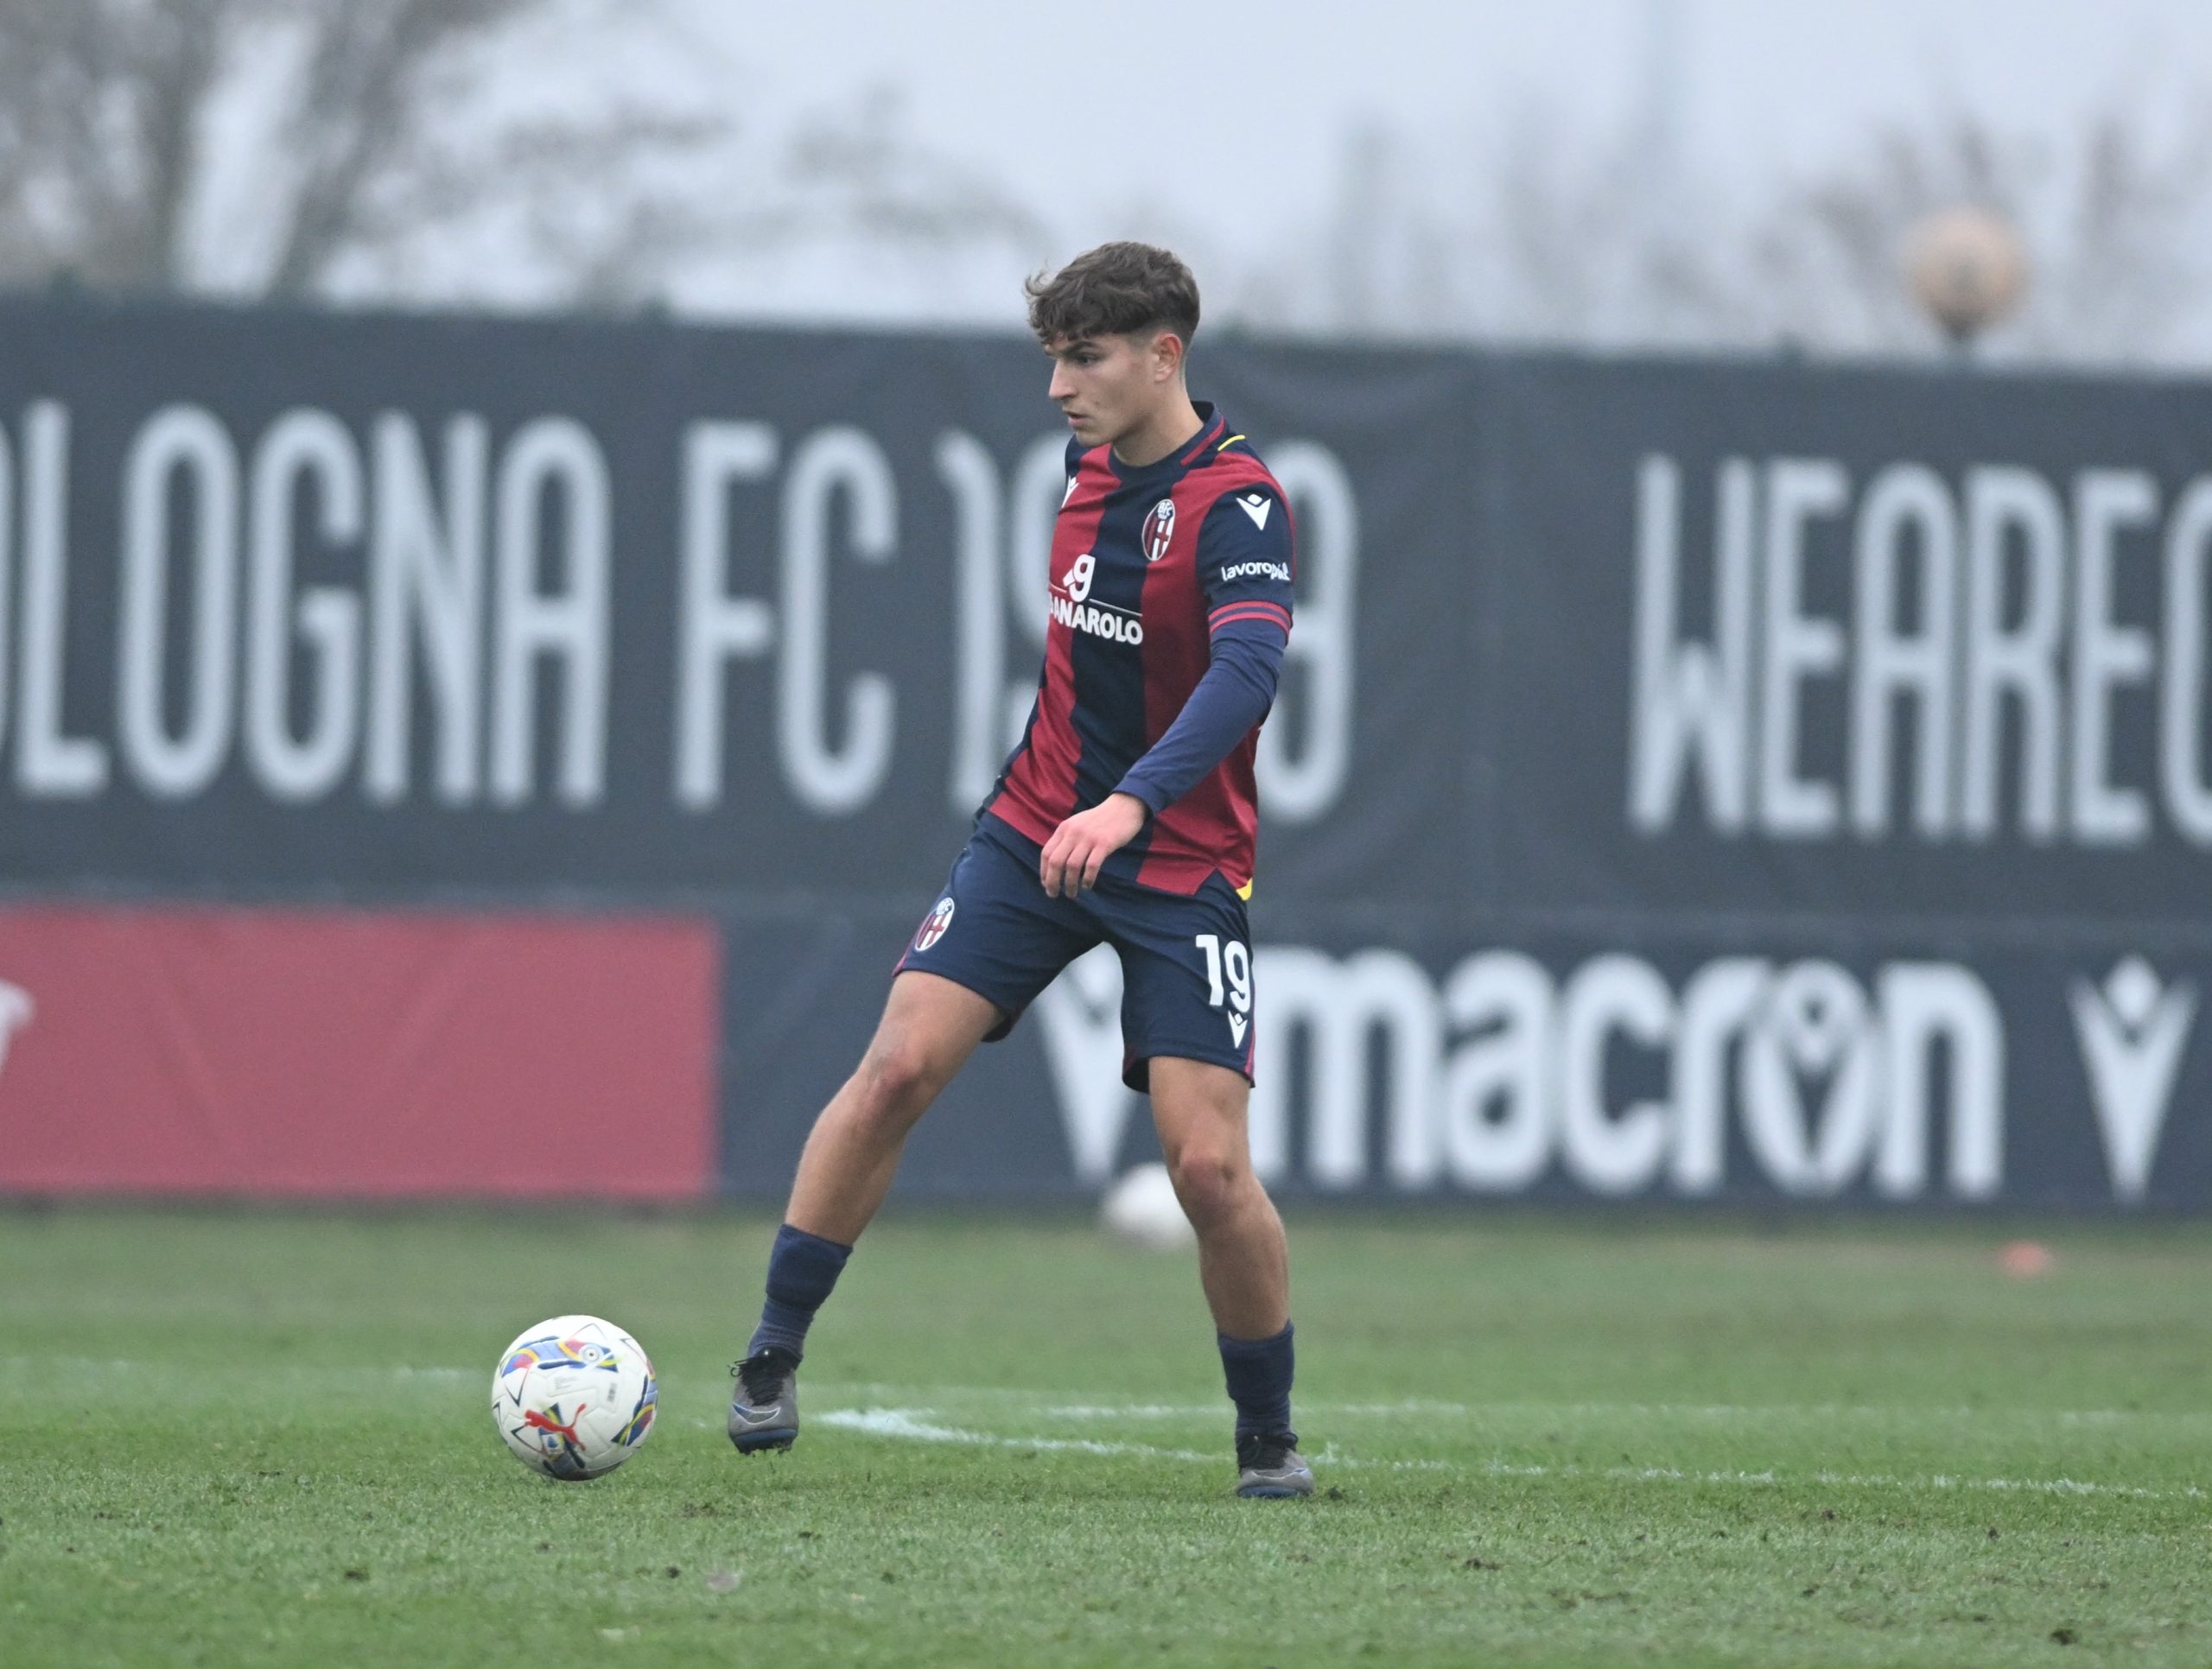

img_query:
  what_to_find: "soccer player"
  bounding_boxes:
[730,242,1310,1499]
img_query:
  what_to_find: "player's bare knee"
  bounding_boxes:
[1166,1145,1245,1229]
[855,1033,946,1122]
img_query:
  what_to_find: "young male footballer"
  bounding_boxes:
[731,242,1310,1499]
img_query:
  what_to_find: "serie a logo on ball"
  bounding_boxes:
[913,898,955,952]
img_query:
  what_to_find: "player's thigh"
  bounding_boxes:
[1148,1055,1257,1181]
[1101,876,1256,1093]
[894,822,1098,1044]
[858,970,1004,1101]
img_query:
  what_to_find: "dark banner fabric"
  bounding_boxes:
[0,298,2203,1209]
[1480,356,2212,926]
[0,302,1459,905]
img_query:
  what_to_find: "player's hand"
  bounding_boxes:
[1039,794,1150,897]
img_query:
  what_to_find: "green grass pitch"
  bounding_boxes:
[2,1208,2207,1666]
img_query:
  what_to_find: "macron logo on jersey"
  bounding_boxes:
[1235,492,1273,530]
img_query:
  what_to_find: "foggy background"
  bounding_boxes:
[5,0,2209,365]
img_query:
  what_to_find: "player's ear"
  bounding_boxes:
[1149,328,1186,384]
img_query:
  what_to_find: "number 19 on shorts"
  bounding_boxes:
[1194,935,1252,1013]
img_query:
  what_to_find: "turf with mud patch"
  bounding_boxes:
[1,1209,2207,1666]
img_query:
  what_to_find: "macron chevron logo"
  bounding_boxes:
[2070,956,2195,1203]
[1236,492,1272,530]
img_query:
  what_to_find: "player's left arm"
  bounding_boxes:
[1039,485,1294,896]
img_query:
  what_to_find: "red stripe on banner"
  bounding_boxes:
[0,906,720,1201]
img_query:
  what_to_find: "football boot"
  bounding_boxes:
[1235,1430,1314,1498]
[728,1347,800,1454]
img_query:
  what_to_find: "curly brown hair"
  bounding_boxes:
[1025,242,1200,347]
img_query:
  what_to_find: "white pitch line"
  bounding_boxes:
[0,1355,483,1385]
[819,1406,2207,1502]
[12,1359,2206,1432]
[1039,1399,1475,1420]
[10,1353,2207,1485]
[1441,1456,2202,1501]
[845,1388,2212,1428]
[819,1407,1216,1463]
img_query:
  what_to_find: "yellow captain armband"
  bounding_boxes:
[1235,878,1254,901]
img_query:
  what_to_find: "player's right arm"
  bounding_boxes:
[1111,485,1294,818]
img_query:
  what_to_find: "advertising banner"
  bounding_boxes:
[716,927,2208,1213]
[1477,356,2212,924]
[0,904,718,1199]
[0,304,1451,904]
[0,298,2203,1209]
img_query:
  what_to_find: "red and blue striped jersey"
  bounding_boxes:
[984,403,1295,895]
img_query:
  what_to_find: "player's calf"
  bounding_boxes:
[1220,1319,1306,1496]
[728,1222,850,1455]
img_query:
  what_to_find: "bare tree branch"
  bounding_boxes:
[0,1,1050,315]
[1770,99,2212,363]
[263,0,533,298]
[0,0,248,288]
[1245,86,2212,369]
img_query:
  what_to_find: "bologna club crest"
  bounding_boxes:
[912,898,956,953]
[1142,498,1176,562]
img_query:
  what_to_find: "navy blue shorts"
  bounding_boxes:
[894,813,1256,1091]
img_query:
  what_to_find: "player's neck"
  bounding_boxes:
[1109,390,1205,470]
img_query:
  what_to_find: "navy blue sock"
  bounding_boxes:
[747,1222,853,1361]
[1217,1321,1295,1438]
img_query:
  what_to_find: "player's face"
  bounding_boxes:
[1046,331,1177,449]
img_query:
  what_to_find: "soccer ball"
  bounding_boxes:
[1101,1162,1197,1249]
[491,1315,658,1481]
